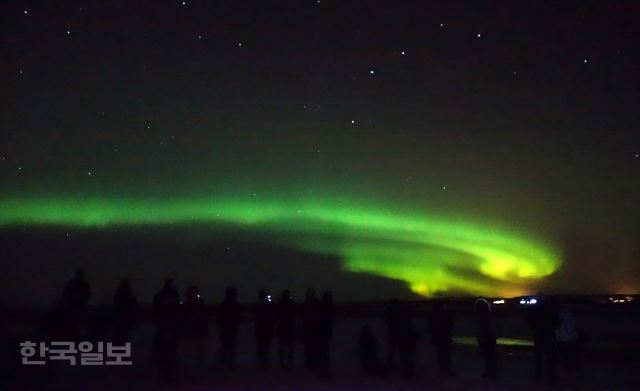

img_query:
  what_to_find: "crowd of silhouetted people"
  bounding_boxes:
[42,270,586,385]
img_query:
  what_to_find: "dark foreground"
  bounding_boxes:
[2,306,639,391]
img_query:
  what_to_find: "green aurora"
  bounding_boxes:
[0,197,561,296]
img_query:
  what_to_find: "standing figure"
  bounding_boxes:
[182,286,208,368]
[525,293,559,384]
[474,298,497,379]
[151,279,182,379]
[254,289,275,369]
[384,298,402,370]
[318,291,334,376]
[396,301,418,378]
[357,324,384,375]
[113,278,139,345]
[276,289,296,370]
[427,300,454,377]
[555,301,582,375]
[61,270,92,339]
[301,288,321,371]
[218,286,241,369]
[62,270,92,311]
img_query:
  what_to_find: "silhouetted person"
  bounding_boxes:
[218,286,241,369]
[62,270,92,310]
[318,291,334,376]
[555,301,582,375]
[474,298,497,379]
[384,298,402,369]
[113,278,138,345]
[357,324,384,375]
[151,279,181,380]
[396,301,418,378]
[525,293,559,384]
[276,289,296,370]
[427,300,454,377]
[254,289,275,369]
[301,288,321,371]
[182,286,208,368]
[61,270,92,339]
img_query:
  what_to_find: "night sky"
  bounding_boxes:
[1,1,639,306]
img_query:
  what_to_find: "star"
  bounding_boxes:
[24,10,28,14]
[113,148,118,153]
[583,59,588,63]
[351,120,356,124]
[66,30,71,35]
[513,71,517,75]
[369,69,375,75]
[477,33,482,38]
[442,185,447,190]
[197,34,203,39]
[18,69,23,75]
[17,166,22,171]
[635,154,639,158]
[440,23,444,28]
[87,171,92,176]
[181,1,186,5]
[238,42,243,47]
[401,51,406,55]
